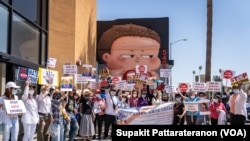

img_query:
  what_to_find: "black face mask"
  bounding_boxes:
[162,99,168,102]
[53,94,61,100]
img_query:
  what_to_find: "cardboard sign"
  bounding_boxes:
[205,82,221,92]
[135,65,147,74]
[17,67,38,84]
[178,83,189,92]
[230,72,249,86]
[221,70,235,79]
[38,68,59,86]
[192,82,206,92]
[63,65,77,74]
[47,58,57,68]
[4,100,26,114]
[160,69,171,78]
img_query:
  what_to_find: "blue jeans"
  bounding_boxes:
[64,113,79,141]
[3,117,19,141]
[51,116,64,141]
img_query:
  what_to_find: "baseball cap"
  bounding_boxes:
[6,81,20,89]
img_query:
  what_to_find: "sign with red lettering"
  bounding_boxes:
[230,72,249,86]
[4,100,26,114]
[221,70,235,79]
[178,83,189,92]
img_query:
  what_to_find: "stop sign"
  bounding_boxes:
[179,83,189,92]
[112,77,120,84]
[223,70,233,79]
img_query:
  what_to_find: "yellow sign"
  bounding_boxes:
[38,67,59,86]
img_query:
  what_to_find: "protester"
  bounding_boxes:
[104,87,119,139]
[63,89,79,141]
[0,81,21,141]
[209,93,226,125]
[151,89,161,105]
[128,90,139,107]
[93,89,106,139]
[21,80,39,141]
[173,94,186,125]
[36,85,52,141]
[229,83,247,125]
[137,90,150,107]
[79,89,95,141]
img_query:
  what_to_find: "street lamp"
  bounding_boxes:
[192,70,196,83]
[169,38,187,100]
[199,65,202,82]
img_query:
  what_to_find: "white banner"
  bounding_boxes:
[116,102,174,125]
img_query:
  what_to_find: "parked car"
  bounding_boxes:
[226,102,250,123]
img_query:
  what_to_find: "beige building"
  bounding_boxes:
[48,0,97,80]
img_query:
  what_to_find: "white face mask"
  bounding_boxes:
[233,89,239,94]
[213,99,218,103]
[176,97,181,102]
[141,95,146,98]
[133,94,137,98]
[111,91,116,95]
[190,96,195,99]
[12,89,17,95]
[122,98,126,102]
[28,90,35,95]
[153,93,157,97]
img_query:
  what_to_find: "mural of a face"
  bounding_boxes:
[102,36,161,78]
[98,24,162,80]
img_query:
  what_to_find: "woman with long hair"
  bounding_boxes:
[0,81,21,141]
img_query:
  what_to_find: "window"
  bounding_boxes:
[41,32,47,66]
[11,13,39,64]
[0,4,8,53]
[12,0,39,24]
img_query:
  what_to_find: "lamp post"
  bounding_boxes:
[169,38,187,100]
[199,65,202,82]
[192,70,196,83]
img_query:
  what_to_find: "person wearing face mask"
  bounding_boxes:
[209,94,226,125]
[128,90,139,107]
[92,89,106,139]
[137,90,150,107]
[79,89,95,141]
[104,87,120,139]
[50,90,66,141]
[118,94,130,108]
[196,92,210,125]
[0,81,21,141]
[151,90,161,105]
[21,80,39,141]
[173,94,186,125]
[179,91,200,125]
[229,83,247,125]
[36,84,52,141]
[161,93,169,104]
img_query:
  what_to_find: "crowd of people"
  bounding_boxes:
[0,79,249,141]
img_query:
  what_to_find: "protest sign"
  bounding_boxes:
[4,100,26,114]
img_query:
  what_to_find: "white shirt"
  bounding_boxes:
[21,86,39,124]
[152,97,161,105]
[0,95,19,118]
[36,93,52,114]
[229,89,247,117]
[105,92,120,116]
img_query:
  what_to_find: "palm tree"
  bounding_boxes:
[205,0,213,82]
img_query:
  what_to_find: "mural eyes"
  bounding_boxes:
[141,55,153,58]
[121,54,134,58]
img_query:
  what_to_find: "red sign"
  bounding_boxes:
[179,83,189,92]
[112,77,120,84]
[223,70,233,79]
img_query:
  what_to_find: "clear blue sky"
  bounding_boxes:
[97,0,250,86]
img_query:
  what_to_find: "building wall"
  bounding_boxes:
[48,0,96,78]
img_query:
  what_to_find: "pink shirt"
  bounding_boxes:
[209,102,226,119]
